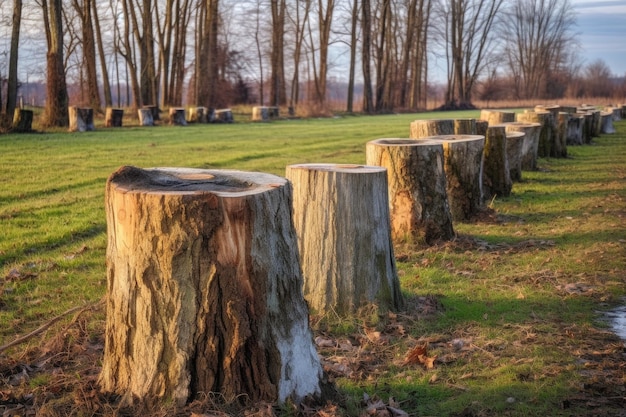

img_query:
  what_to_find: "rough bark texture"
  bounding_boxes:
[516,111,552,158]
[454,118,477,134]
[566,114,584,145]
[482,126,512,201]
[138,108,154,126]
[12,109,33,133]
[555,112,568,157]
[68,106,95,132]
[479,109,515,125]
[504,122,541,171]
[475,119,489,136]
[601,112,616,134]
[101,166,323,406]
[366,139,455,244]
[416,135,485,221]
[577,112,593,144]
[169,108,187,125]
[105,108,124,127]
[285,163,403,315]
[409,119,454,138]
[504,131,525,182]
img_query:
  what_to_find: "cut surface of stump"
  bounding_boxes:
[100,166,323,406]
[366,139,455,244]
[105,108,124,127]
[285,163,403,315]
[483,126,512,201]
[416,135,485,221]
[409,119,454,138]
[69,106,95,132]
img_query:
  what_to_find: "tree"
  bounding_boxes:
[72,0,100,111]
[41,0,69,127]
[3,0,21,127]
[582,59,613,98]
[287,0,311,109]
[92,1,112,107]
[270,0,287,106]
[502,0,577,99]
[196,0,220,107]
[361,0,374,113]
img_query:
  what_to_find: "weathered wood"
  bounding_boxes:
[100,166,324,406]
[68,106,95,132]
[252,106,270,121]
[366,139,455,244]
[566,114,585,145]
[105,108,124,127]
[409,119,454,138]
[483,126,512,201]
[454,118,477,134]
[554,112,568,157]
[600,111,616,134]
[475,119,489,136]
[503,122,541,171]
[187,106,207,123]
[214,108,234,123]
[12,109,33,132]
[416,135,485,221]
[504,131,525,182]
[169,107,187,125]
[606,106,622,121]
[145,105,160,121]
[577,112,593,144]
[558,105,577,114]
[480,109,515,125]
[138,108,154,126]
[516,111,552,158]
[285,163,403,315]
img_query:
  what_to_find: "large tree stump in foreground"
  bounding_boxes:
[285,163,403,315]
[69,106,95,132]
[105,108,124,127]
[483,126,512,201]
[417,135,485,221]
[480,109,515,125]
[409,119,454,138]
[100,166,323,406]
[504,122,541,171]
[366,139,455,244]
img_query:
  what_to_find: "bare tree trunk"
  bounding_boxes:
[92,1,112,107]
[361,0,374,113]
[366,139,455,244]
[73,0,101,111]
[41,0,69,127]
[101,166,324,406]
[270,0,287,106]
[286,163,403,315]
[346,0,358,112]
[5,0,22,126]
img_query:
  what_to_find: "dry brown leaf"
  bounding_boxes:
[402,344,437,369]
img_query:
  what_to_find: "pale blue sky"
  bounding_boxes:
[572,0,626,76]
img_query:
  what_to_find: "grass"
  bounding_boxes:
[0,111,625,416]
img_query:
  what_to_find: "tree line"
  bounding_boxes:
[0,0,619,128]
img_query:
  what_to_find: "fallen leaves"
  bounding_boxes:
[402,343,437,370]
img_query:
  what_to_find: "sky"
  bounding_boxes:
[572,0,626,76]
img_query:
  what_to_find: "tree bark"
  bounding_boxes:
[479,109,515,125]
[100,166,324,406]
[41,0,69,127]
[105,108,124,127]
[12,108,33,133]
[285,163,403,315]
[504,131,525,182]
[415,135,485,221]
[5,0,22,124]
[454,118,477,134]
[366,139,455,244]
[138,108,154,126]
[600,112,616,134]
[409,119,454,138]
[168,107,187,125]
[68,106,95,132]
[482,126,512,201]
[516,110,552,158]
[566,114,585,145]
[504,122,541,171]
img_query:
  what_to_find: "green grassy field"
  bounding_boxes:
[0,111,625,416]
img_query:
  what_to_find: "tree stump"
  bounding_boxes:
[105,108,124,127]
[269,106,280,118]
[285,163,403,315]
[479,109,515,125]
[577,112,593,144]
[12,109,33,133]
[409,119,454,138]
[516,111,552,158]
[606,106,622,121]
[214,108,234,123]
[252,106,270,121]
[483,126,512,201]
[554,113,568,157]
[68,106,95,132]
[454,118,477,134]
[169,107,187,125]
[100,166,324,406]
[417,135,485,221]
[187,106,207,123]
[138,108,154,126]
[475,119,489,136]
[600,111,616,134]
[366,139,455,245]
[504,131,525,182]
[566,114,585,145]
[558,105,577,114]
[503,122,541,171]
[145,105,160,121]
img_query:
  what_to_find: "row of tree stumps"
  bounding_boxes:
[100,104,618,408]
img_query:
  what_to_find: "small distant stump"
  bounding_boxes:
[480,109,515,125]
[105,108,124,127]
[145,105,160,121]
[252,106,270,121]
[554,113,568,157]
[68,106,95,132]
[12,109,33,133]
[600,111,616,134]
[483,126,512,201]
[285,163,403,315]
[366,139,455,244]
[454,118,478,135]
[409,119,454,138]
[504,122,541,171]
[187,106,207,123]
[566,114,585,145]
[417,135,485,221]
[504,131,525,182]
[138,108,154,126]
[517,111,552,158]
[169,107,187,125]
[214,108,234,123]
[100,166,324,406]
